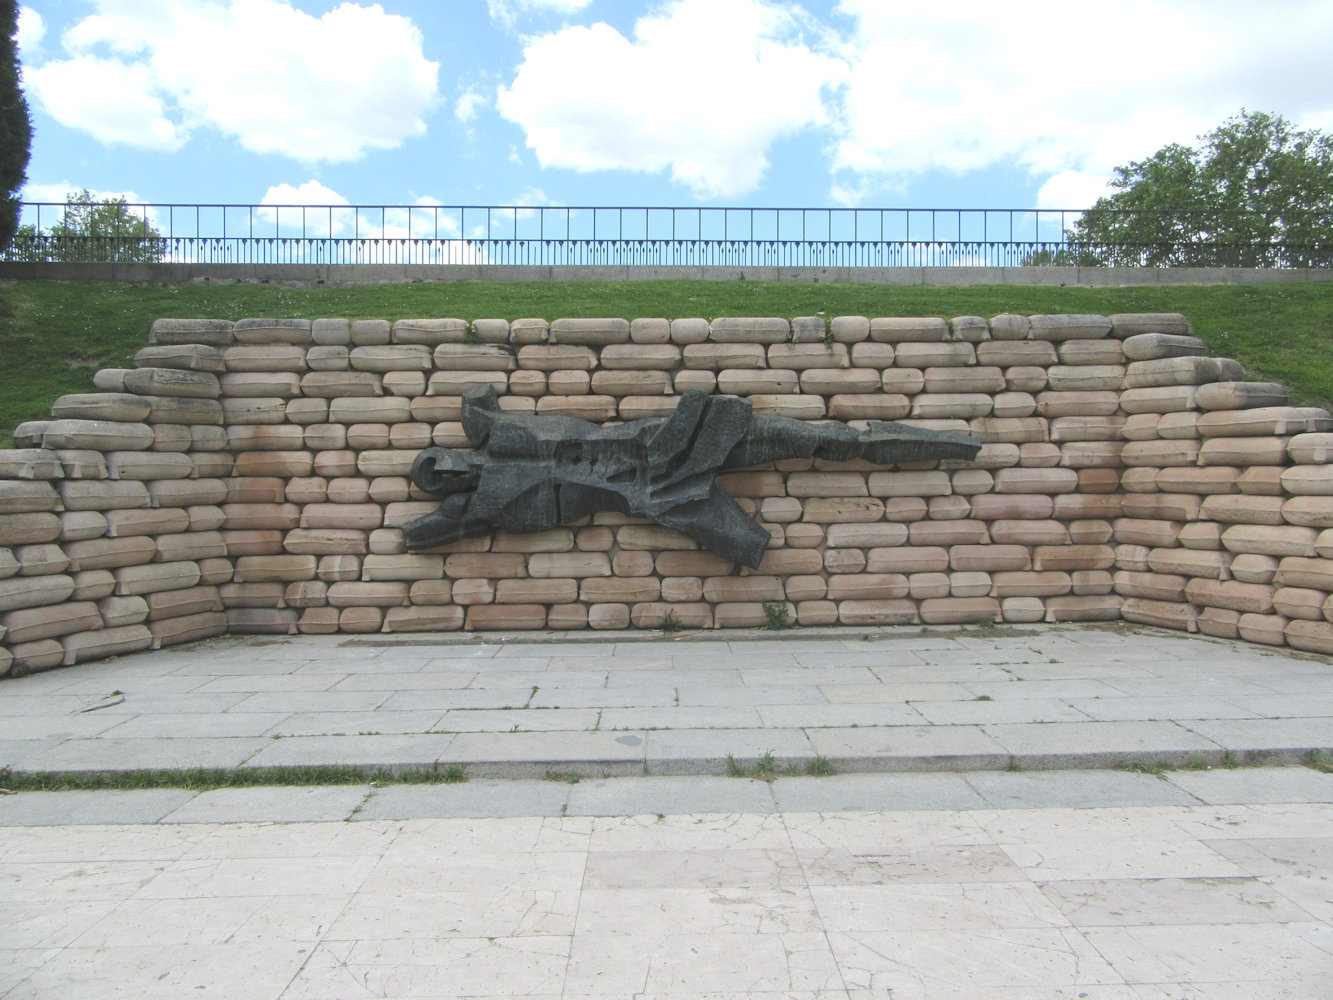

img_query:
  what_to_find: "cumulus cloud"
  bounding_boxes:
[16,6,45,54]
[828,0,1333,204]
[25,0,439,162]
[496,0,844,198]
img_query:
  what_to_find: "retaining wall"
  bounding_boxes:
[3,312,1333,678]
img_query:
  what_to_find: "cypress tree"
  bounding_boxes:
[0,0,32,248]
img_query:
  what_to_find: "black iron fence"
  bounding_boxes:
[4,203,1331,268]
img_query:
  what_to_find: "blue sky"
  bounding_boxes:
[14,0,1333,219]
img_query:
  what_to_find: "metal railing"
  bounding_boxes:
[4,203,1331,268]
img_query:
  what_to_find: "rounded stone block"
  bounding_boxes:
[869,317,949,343]
[1196,407,1333,437]
[1028,314,1111,340]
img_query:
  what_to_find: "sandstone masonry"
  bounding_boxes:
[3,311,1333,676]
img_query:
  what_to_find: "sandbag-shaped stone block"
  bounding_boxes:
[0,449,63,482]
[233,555,317,583]
[42,420,156,452]
[220,398,288,426]
[358,553,444,581]
[150,611,228,647]
[1122,493,1203,522]
[1287,433,1333,465]
[58,480,151,513]
[1028,314,1111,340]
[1273,556,1333,591]
[909,393,992,419]
[548,317,630,346]
[227,425,306,452]
[706,317,788,344]
[992,467,1078,494]
[381,605,465,632]
[1196,607,1241,639]
[1121,332,1208,362]
[868,317,948,343]
[2,601,103,643]
[1236,612,1287,646]
[328,397,412,425]
[682,343,766,372]
[948,544,1031,573]
[1121,597,1199,632]
[1058,340,1125,366]
[301,371,384,399]
[1124,357,1244,389]
[990,571,1072,597]
[918,596,1000,624]
[532,395,618,422]
[988,520,1069,546]
[1146,548,1230,581]
[60,624,152,666]
[1035,391,1120,418]
[894,342,976,368]
[324,581,410,607]
[1283,496,1333,529]
[143,396,225,428]
[716,369,798,395]
[1226,553,1277,584]
[1119,386,1198,414]
[0,574,75,613]
[1121,440,1201,468]
[389,318,469,346]
[113,560,202,596]
[1200,494,1285,526]
[588,371,672,397]
[233,318,313,346]
[824,573,909,601]
[0,482,59,517]
[149,318,234,348]
[833,599,917,625]
[50,392,153,423]
[1272,587,1326,620]
[226,607,298,634]
[145,586,224,621]
[1281,466,1333,496]
[1041,594,1122,622]
[787,471,868,498]
[464,603,546,630]
[1285,619,1333,654]
[222,345,308,373]
[222,502,301,531]
[124,368,222,400]
[1184,579,1275,615]
[1045,365,1124,393]
[104,508,191,539]
[1196,381,1289,411]
[1223,525,1319,559]
[967,494,1055,522]
[104,452,194,481]
[1199,437,1290,467]
[97,594,150,628]
[1197,407,1333,437]
[346,345,432,373]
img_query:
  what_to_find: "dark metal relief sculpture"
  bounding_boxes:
[404,386,982,569]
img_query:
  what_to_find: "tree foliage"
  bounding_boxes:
[0,0,32,248]
[1065,111,1333,267]
[8,190,167,263]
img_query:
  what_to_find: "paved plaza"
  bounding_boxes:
[2,623,1332,997]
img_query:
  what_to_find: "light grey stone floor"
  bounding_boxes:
[2,623,1332,778]
[1,770,1331,999]
[2,624,1332,997]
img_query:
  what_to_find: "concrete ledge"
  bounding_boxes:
[2,262,1331,287]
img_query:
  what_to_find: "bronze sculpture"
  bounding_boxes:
[404,385,981,568]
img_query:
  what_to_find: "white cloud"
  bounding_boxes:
[25,0,439,162]
[455,87,487,125]
[16,6,44,54]
[1036,171,1114,212]
[828,0,1333,202]
[496,0,844,198]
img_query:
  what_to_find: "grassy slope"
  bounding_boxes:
[1,279,1330,446]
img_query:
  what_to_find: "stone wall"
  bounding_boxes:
[2,312,1333,678]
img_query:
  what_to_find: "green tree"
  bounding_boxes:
[0,0,32,248]
[1066,110,1333,267]
[8,190,167,262]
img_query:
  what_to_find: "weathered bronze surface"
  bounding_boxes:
[405,385,981,568]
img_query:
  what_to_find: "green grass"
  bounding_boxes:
[2,278,1332,445]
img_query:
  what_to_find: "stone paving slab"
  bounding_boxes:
[1,624,1331,780]
[2,770,1331,998]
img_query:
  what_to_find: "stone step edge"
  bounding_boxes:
[9,745,1328,784]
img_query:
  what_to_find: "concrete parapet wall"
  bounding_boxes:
[1,262,1332,287]
[3,310,1333,677]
